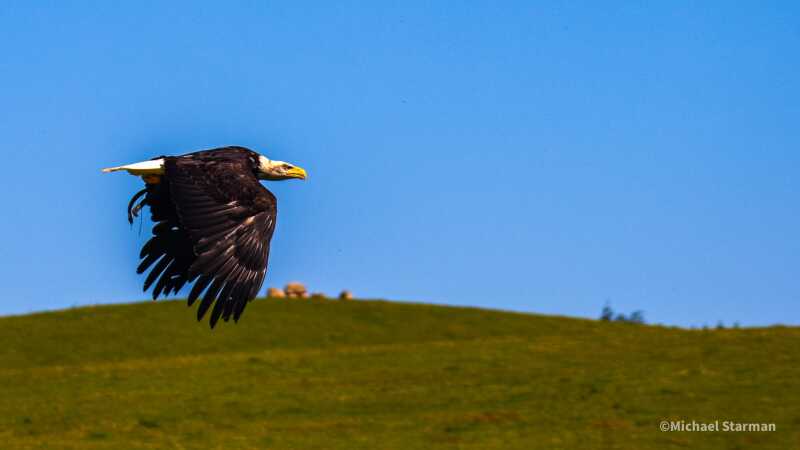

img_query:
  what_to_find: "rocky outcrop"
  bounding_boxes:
[285,282,308,298]
[267,287,285,298]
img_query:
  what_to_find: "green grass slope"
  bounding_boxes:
[0,298,798,449]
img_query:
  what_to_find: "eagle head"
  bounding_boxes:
[256,155,307,181]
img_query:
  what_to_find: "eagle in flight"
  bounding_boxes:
[103,146,307,328]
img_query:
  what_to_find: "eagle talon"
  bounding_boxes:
[126,188,148,224]
[131,203,143,219]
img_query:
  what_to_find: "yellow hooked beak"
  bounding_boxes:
[286,166,308,180]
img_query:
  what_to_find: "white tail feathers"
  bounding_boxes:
[101,158,165,175]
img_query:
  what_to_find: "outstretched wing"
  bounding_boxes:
[164,155,277,328]
[131,180,196,302]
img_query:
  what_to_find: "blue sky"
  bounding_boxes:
[0,1,797,326]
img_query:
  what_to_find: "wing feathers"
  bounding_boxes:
[188,274,213,306]
[198,277,225,321]
[143,255,171,293]
[129,149,278,327]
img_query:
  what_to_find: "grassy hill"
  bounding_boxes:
[0,298,798,449]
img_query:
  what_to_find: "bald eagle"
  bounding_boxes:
[103,146,307,328]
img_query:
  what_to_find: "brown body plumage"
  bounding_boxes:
[107,146,306,328]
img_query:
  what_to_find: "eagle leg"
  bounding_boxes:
[127,188,148,224]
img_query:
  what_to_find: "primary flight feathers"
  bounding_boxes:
[103,146,306,328]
